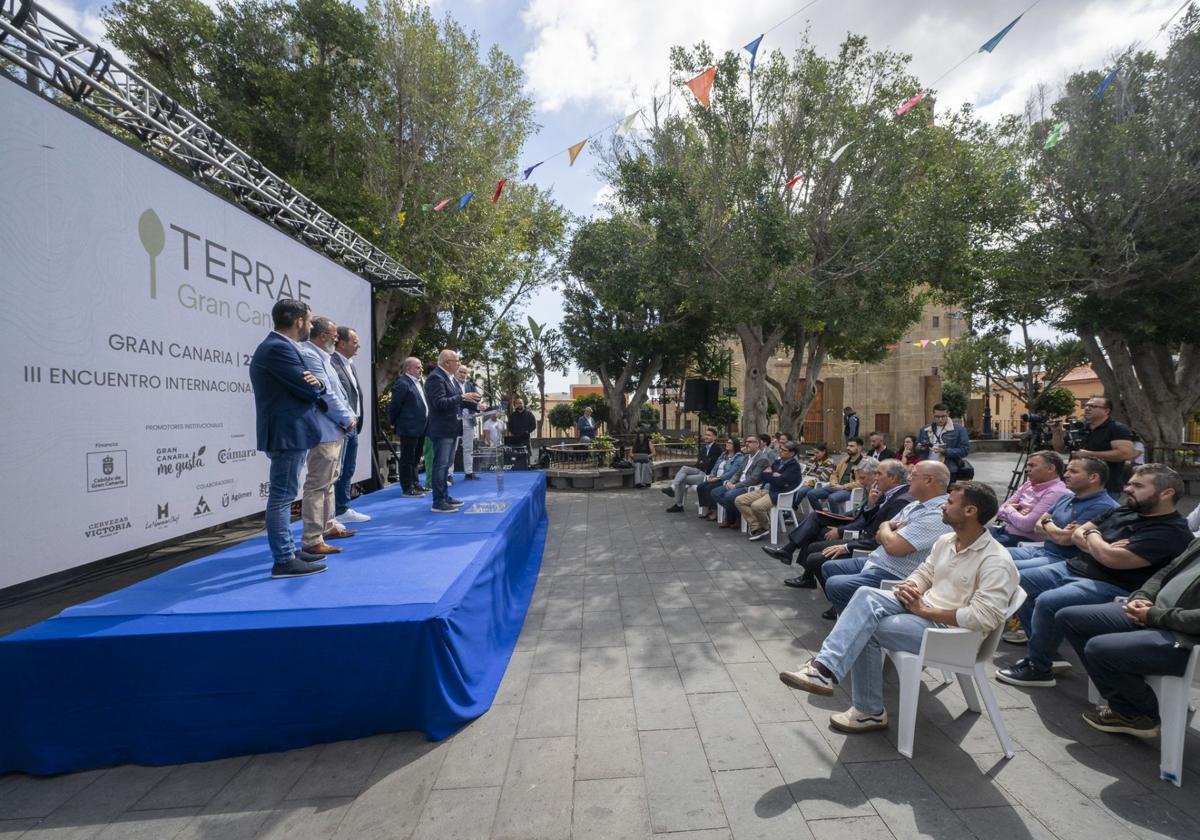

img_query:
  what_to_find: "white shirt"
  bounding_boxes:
[483,416,505,446]
[408,372,429,414]
[906,530,1018,634]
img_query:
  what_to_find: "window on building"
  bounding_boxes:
[932,315,940,328]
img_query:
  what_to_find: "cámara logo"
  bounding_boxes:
[218,447,257,464]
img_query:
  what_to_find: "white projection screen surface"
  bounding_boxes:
[0,81,376,590]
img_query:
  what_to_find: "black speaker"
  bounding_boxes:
[684,378,720,413]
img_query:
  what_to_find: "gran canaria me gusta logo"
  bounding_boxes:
[138,208,166,299]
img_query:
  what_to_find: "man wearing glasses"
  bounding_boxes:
[916,403,970,482]
[424,350,482,512]
[1052,397,1136,500]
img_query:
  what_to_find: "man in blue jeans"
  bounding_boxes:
[779,482,1017,734]
[818,460,952,619]
[249,299,329,579]
[330,326,370,526]
[997,463,1193,687]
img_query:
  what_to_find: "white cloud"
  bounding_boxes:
[519,0,1183,122]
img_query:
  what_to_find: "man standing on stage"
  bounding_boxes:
[330,326,370,524]
[389,357,429,497]
[508,398,538,451]
[249,299,328,579]
[454,364,481,481]
[425,349,481,512]
[298,317,357,555]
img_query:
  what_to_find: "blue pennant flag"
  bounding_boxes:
[979,14,1022,53]
[1094,67,1119,98]
[458,191,475,209]
[744,34,764,73]
[522,162,543,181]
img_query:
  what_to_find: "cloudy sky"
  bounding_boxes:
[45,0,1186,388]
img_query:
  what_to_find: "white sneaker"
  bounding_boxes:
[748,528,769,541]
[779,663,835,696]
[830,707,889,733]
[1050,660,1072,673]
[339,508,371,523]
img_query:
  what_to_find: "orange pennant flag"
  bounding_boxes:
[785,175,803,190]
[568,139,587,166]
[685,66,716,108]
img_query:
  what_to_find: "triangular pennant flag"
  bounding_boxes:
[886,344,898,352]
[492,179,507,203]
[421,203,432,212]
[979,14,1022,53]
[433,198,451,212]
[618,109,641,136]
[785,175,803,190]
[917,339,931,348]
[744,34,764,73]
[911,340,923,348]
[1043,121,1069,150]
[458,191,475,209]
[939,337,950,346]
[896,90,928,116]
[568,139,587,166]
[830,140,854,163]
[721,206,735,225]
[396,210,407,227]
[685,66,716,108]
[522,161,543,181]
[1094,67,1119,98]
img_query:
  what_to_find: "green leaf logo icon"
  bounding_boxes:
[138,209,165,299]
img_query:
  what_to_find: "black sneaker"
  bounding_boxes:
[762,545,795,563]
[1082,705,1160,738]
[666,505,684,513]
[403,489,424,497]
[784,575,817,589]
[660,487,675,498]
[821,607,837,620]
[465,474,480,481]
[995,658,1056,688]
[432,501,460,513]
[271,557,327,578]
[446,497,466,507]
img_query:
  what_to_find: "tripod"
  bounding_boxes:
[1004,427,1050,500]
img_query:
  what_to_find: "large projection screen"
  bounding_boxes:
[0,81,375,590]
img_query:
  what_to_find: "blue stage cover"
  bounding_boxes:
[0,472,547,775]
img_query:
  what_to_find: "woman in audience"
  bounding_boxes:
[698,437,744,520]
[631,430,655,488]
[899,434,921,466]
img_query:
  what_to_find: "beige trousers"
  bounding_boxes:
[301,438,344,546]
[734,488,775,531]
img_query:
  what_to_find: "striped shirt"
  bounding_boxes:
[864,494,952,579]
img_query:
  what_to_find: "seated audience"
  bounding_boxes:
[697,437,744,519]
[996,463,1193,687]
[1055,537,1200,737]
[712,434,772,527]
[866,431,895,462]
[664,427,721,512]
[792,442,835,510]
[990,450,1071,547]
[817,461,952,619]
[898,434,921,467]
[767,459,911,589]
[630,430,655,488]
[807,437,865,511]
[778,482,1017,735]
[735,441,802,540]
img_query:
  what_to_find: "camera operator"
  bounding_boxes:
[1052,397,1136,500]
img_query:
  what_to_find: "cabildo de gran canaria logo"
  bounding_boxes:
[136,208,315,323]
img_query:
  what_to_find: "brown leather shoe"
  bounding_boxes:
[719,522,737,529]
[324,527,356,540]
[302,542,341,555]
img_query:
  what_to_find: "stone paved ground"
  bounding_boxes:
[2,452,1199,840]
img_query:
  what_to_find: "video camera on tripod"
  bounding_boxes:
[1020,413,1086,451]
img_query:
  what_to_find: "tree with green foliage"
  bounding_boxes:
[943,330,1087,413]
[1034,386,1078,419]
[512,317,570,437]
[699,396,740,431]
[548,404,576,436]
[571,393,611,429]
[939,384,969,421]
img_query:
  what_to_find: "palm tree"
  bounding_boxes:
[515,316,570,437]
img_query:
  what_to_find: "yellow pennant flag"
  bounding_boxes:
[568,139,587,166]
[937,337,950,346]
[395,210,407,227]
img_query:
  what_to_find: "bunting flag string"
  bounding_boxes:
[459,192,475,209]
[567,139,588,166]
[492,179,507,203]
[744,34,764,73]
[433,198,451,212]
[1043,121,1069,149]
[978,14,1023,53]
[785,175,804,190]
[618,109,642,136]
[829,140,854,163]
[522,161,543,180]
[685,66,717,108]
[895,90,928,116]
[1094,67,1120,98]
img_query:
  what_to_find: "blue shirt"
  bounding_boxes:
[864,494,953,579]
[1040,490,1120,561]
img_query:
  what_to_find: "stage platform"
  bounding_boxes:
[0,472,547,776]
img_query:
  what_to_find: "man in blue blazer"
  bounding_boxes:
[424,349,481,512]
[916,402,971,481]
[388,357,429,496]
[249,299,329,579]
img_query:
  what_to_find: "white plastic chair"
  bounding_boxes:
[831,486,865,515]
[771,488,800,545]
[1087,646,1200,787]
[879,578,953,686]
[880,585,1027,760]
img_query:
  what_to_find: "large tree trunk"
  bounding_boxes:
[767,332,827,440]
[372,291,430,394]
[1079,331,1200,451]
[736,323,784,437]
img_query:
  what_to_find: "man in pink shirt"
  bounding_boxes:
[991,450,1071,546]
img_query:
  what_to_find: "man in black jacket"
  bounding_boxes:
[1055,537,1200,738]
[507,398,538,451]
[664,427,721,512]
[767,459,912,587]
[735,441,803,540]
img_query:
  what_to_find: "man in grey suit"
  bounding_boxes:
[711,434,773,527]
[330,326,370,525]
[298,317,356,555]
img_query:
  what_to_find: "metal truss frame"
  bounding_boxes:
[0,0,424,294]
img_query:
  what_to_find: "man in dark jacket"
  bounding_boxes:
[766,459,912,587]
[735,441,803,540]
[507,398,538,450]
[1056,537,1200,738]
[424,349,482,512]
[388,356,429,496]
[664,427,721,512]
[916,403,970,481]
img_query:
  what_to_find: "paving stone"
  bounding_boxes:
[517,671,579,739]
[412,786,500,840]
[493,649,534,705]
[541,597,583,631]
[649,830,731,840]
[19,765,171,840]
[705,621,768,663]
[257,797,356,840]
[577,697,643,780]
[640,729,727,833]
[625,625,676,668]
[725,662,811,723]
[1004,707,1147,798]
[660,608,712,644]
[434,705,520,790]
[754,638,816,675]
[583,582,620,613]
[954,804,1058,840]
[616,573,653,597]
[492,737,574,840]
[572,777,652,840]
[0,820,41,839]
[580,645,632,700]
[732,604,795,641]
[904,719,1016,810]
[757,721,875,821]
[712,765,812,840]
[673,643,737,694]
[582,610,626,648]
[688,692,773,771]
[630,667,695,731]
[651,583,694,611]
[847,759,974,840]
[687,593,740,623]
[621,595,664,627]
[531,628,582,674]
[1099,792,1200,840]
[287,733,393,800]
[806,815,894,840]
[94,807,201,840]
[132,757,250,812]
[0,769,105,820]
